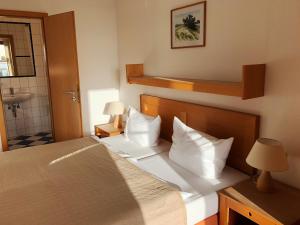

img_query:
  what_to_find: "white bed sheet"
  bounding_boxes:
[94,135,248,225]
[94,134,171,159]
[129,153,249,225]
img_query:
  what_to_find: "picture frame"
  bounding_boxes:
[171,1,206,49]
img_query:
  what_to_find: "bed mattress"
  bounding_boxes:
[97,135,249,225]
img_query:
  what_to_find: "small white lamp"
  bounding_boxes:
[246,138,288,193]
[104,102,124,129]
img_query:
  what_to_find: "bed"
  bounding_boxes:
[97,94,260,225]
[0,95,260,225]
[96,134,249,225]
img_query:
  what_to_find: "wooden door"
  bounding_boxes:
[44,11,83,142]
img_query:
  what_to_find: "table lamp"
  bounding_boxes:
[104,102,124,129]
[246,138,288,193]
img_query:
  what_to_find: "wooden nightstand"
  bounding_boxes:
[219,179,300,225]
[94,123,124,138]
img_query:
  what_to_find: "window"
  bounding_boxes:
[0,36,16,77]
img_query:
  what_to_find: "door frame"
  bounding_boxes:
[0,9,55,151]
[0,94,8,151]
[0,9,47,19]
[0,9,48,151]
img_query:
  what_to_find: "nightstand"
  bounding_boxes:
[219,179,300,225]
[94,123,124,138]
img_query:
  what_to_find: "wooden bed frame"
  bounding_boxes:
[140,94,260,225]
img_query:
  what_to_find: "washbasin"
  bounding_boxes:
[2,92,33,104]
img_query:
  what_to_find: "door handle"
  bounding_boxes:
[64,91,80,102]
[64,91,75,95]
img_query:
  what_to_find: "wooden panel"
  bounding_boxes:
[227,196,277,225]
[126,64,144,80]
[219,193,276,225]
[95,123,124,137]
[195,214,218,225]
[126,64,266,99]
[0,94,8,151]
[44,11,83,142]
[0,9,47,18]
[242,64,266,100]
[221,180,300,225]
[219,192,228,225]
[129,76,242,97]
[140,95,260,175]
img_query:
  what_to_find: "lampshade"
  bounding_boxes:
[104,102,124,115]
[246,138,288,172]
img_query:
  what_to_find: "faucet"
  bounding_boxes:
[9,87,14,95]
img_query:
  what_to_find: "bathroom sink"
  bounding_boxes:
[2,92,33,104]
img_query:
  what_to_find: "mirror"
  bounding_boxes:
[0,22,36,78]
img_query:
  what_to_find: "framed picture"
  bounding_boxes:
[171,1,206,49]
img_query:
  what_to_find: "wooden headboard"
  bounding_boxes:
[140,95,260,175]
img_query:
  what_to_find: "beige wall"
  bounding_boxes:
[0,0,119,137]
[117,0,300,188]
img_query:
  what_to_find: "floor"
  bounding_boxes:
[8,132,54,150]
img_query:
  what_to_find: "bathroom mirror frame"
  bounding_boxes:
[0,21,36,78]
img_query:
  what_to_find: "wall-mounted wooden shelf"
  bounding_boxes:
[126,64,266,100]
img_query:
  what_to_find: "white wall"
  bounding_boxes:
[0,0,119,136]
[117,0,300,188]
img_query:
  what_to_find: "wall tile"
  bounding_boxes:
[28,77,37,87]
[31,107,40,117]
[30,23,41,35]
[0,79,11,88]
[16,119,24,130]
[21,100,31,109]
[16,108,23,118]
[20,87,30,92]
[23,108,32,118]
[36,77,43,86]
[35,66,46,77]
[20,78,29,88]
[11,79,20,88]
[1,88,9,95]
[32,35,42,46]
[33,44,43,56]
[5,109,14,121]
[34,56,44,67]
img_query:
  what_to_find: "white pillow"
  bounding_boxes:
[169,117,234,179]
[125,107,161,147]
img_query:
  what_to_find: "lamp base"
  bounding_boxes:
[113,115,123,129]
[256,170,273,193]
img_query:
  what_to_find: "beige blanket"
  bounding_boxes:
[0,137,186,225]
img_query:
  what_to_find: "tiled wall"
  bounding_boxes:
[0,18,52,138]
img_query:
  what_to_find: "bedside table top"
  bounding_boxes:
[220,179,300,225]
[95,123,125,137]
[95,123,124,133]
